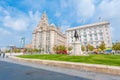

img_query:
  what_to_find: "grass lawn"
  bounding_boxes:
[18,54,120,66]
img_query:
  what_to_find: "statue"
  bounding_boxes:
[74,30,79,41]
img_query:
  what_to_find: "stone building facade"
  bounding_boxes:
[66,21,112,48]
[32,13,66,53]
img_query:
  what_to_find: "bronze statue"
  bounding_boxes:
[74,29,79,41]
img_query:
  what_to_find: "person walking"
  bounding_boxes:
[3,52,5,58]
[0,52,1,57]
[0,49,1,57]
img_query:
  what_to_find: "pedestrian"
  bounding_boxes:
[0,53,1,57]
[3,52,5,58]
[0,49,1,57]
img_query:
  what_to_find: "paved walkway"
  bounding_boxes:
[0,57,120,80]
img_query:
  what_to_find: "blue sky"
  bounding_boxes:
[0,0,120,48]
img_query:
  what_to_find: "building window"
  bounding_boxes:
[100,37,103,40]
[95,37,98,40]
[84,42,87,45]
[89,34,92,37]
[89,31,91,34]
[94,33,97,36]
[84,38,87,42]
[90,38,93,41]
[99,30,102,32]
[94,30,97,33]
[84,35,87,37]
[84,32,86,34]
[72,40,73,42]
[91,42,93,44]
[100,33,103,36]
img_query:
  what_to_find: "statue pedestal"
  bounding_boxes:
[72,40,83,55]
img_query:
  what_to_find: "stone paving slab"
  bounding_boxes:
[8,56,120,76]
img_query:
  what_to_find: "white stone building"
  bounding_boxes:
[32,13,66,53]
[66,21,112,48]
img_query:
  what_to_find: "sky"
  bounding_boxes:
[0,0,120,48]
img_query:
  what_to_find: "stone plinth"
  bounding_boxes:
[72,40,82,55]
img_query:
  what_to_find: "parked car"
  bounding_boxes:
[56,50,67,54]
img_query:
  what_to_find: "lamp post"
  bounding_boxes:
[86,45,88,52]
[85,42,89,54]
[8,45,14,56]
[38,45,40,54]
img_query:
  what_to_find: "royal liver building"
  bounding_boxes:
[32,13,66,53]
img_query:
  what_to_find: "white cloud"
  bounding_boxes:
[0,28,11,35]
[0,5,41,31]
[3,15,29,31]
[60,25,70,33]
[98,0,120,19]
[60,20,71,33]
[0,0,120,45]
[29,10,41,22]
[3,10,10,15]
[0,6,29,31]
[28,10,41,30]
[60,0,68,9]
[0,4,41,47]
[97,0,120,41]
[55,12,61,17]
[76,0,95,18]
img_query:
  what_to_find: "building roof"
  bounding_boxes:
[37,12,49,28]
[66,21,110,31]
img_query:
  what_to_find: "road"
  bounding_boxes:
[0,57,120,80]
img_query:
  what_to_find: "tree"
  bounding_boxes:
[98,48,102,52]
[53,45,57,52]
[99,42,106,51]
[68,47,72,51]
[112,42,120,50]
[32,49,40,52]
[27,49,32,52]
[59,45,66,51]
[67,46,72,54]
[81,45,85,51]
[53,45,67,54]
[87,44,94,51]
[14,49,21,53]
[5,49,10,53]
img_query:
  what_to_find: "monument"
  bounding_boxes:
[73,30,82,55]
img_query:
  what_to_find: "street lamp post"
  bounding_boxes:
[8,45,14,56]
